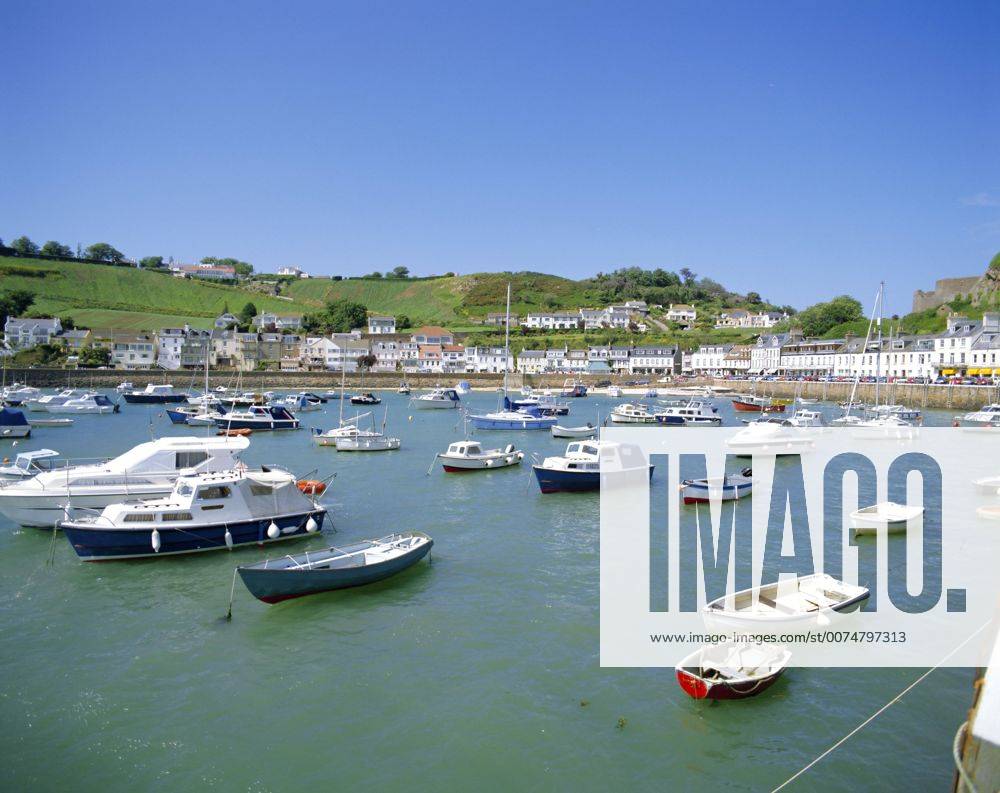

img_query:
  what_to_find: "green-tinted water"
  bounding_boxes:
[0,392,971,791]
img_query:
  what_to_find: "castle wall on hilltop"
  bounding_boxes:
[912,275,982,312]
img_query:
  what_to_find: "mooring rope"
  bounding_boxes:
[770,619,991,792]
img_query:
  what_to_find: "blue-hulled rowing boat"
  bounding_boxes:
[237,532,433,603]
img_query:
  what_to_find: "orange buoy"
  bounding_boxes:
[297,479,326,495]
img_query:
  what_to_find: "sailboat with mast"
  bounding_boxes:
[312,357,375,444]
[468,284,558,431]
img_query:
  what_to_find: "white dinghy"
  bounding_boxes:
[849,502,924,534]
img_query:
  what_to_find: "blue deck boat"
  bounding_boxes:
[468,399,558,430]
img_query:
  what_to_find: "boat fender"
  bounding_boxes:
[151,528,161,553]
[267,521,280,539]
[224,528,234,550]
[485,459,494,467]
[517,452,524,460]
[306,516,319,533]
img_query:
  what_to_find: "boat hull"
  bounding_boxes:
[732,400,783,412]
[440,454,522,471]
[468,416,557,430]
[238,537,431,603]
[412,399,458,409]
[61,510,326,560]
[0,486,176,527]
[213,417,300,431]
[675,667,784,700]
[122,393,187,404]
[0,425,31,438]
[533,464,654,493]
[681,479,752,505]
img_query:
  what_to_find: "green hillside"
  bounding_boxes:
[0,256,297,329]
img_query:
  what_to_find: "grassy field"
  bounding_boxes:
[0,257,298,328]
[283,277,466,322]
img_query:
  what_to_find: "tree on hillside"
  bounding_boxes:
[396,314,412,329]
[305,299,368,334]
[238,302,258,326]
[10,236,39,256]
[0,289,35,325]
[40,241,73,258]
[679,267,696,286]
[794,295,864,337]
[745,291,762,305]
[367,271,383,279]
[85,242,126,263]
[59,316,76,330]
[139,256,165,269]
[389,266,410,279]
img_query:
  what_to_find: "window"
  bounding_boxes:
[176,451,209,469]
[123,512,156,523]
[161,512,193,521]
[249,483,275,496]
[197,485,231,500]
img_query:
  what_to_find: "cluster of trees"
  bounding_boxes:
[3,236,127,264]
[303,299,369,333]
[791,295,865,337]
[363,266,410,279]
[0,289,35,326]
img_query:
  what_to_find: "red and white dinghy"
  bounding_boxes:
[675,643,791,700]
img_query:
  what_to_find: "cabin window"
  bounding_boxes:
[176,451,209,469]
[161,512,193,521]
[197,485,231,500]
[123,513,156,522]
[249,483,274,496]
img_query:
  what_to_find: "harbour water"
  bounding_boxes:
[0,391,972,790]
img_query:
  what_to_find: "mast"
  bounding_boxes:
[503,282,511,396]
[338,340,346,426]
[845,282,883,419]
[874,281,884,410]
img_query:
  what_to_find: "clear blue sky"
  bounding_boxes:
[2,1,998,315]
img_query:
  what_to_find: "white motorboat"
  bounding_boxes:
[334,431,401,452]
[0,435,250,527]
[280,392,323,412]
[47,394,119,414]
[869,404,921,421]
[437,440,523,471]
[397,382,411,395]
[609,403,660,424]
[850,502,924,533]
[116,381,134,393]
[962,404,1000,427]
[26,389,85,412]
[411,388,461,409]
[849,415,916,440]
[455,380,472,395]
[0,449,63,480]
[606,385,622,398]
[28,417,73,427]
[726,419,815,455]
[787,409,825,428]
[655,399,721,426]
[121,383,189,404]
[59,467,326,560]
[2,383,41,405]
[703,573,869,630]
[551,423,597,439]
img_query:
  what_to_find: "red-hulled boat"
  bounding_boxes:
[675,643,791,700]
[731,394,785,412]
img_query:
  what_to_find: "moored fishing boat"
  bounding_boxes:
[281,392,323,412]
[655,399,721,426]
[47,394,118,414]
[350,392,381,405]
[726,419,815,455]
[532,440,652,493]
[60,467,327,560]
[121,383,188,404]
[680,470,753,504]
[26,389,85,412]
[411,388,460,409]
[0,407,32,438]
[397,382,411,395]
[437,440,523,471]
[334,431,401,451]
[237,532,432,603]
[961,403,1000,427]
[560,379,588,398]
[675,643,791,701]
[731,394,784,412]
[609,402,662,424]
[214,405,299,431]
[468,401,558,430]
[0,435,249,527]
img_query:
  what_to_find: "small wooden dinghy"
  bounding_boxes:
[551,423,597,439]
[849,502,923,534]
[972,475,1000,496]
[676,643,791,700]
[703,573,869,629]
[238,531,433,603]
[218,427,252,437]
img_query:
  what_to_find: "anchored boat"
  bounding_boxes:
[60,467,327,560]
[680,470,752,504]
[437,440,523,471]
[237,532,432,603]
[551,423,597,439]
[121,383,189,404]
[849,502,923,533]
[532,440,652,493]
[0,407,31,438]
[676,644,791,701]
[411,388,460,409]
[213,405,300,431]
